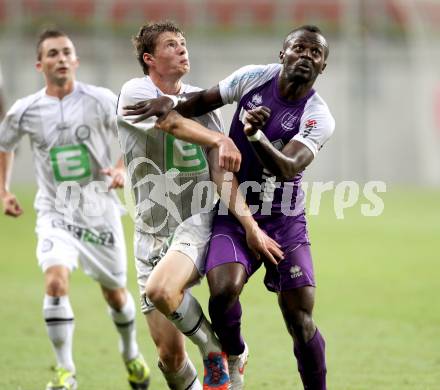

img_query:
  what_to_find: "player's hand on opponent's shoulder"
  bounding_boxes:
[0,191,23,217]
[245,222,284,265]
[243,106,271,136]
[123,96,174,124]
[101,167,125,189]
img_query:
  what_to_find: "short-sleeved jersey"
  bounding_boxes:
[117,76,224,236]
[0,82,121,224]
[219,63,335,217]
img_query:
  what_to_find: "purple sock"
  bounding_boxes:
[209,299,245,355]
[293,328,327,390]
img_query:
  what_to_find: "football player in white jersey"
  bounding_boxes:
[0,30,150,390]
[117,22,282,390]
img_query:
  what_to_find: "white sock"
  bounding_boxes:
[168,291,221,357]
[158,357,202,390]
[108,291,139,362]
[43,294,75,373]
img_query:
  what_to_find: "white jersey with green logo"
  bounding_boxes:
[0,82,121,226]
[117,76,224,236]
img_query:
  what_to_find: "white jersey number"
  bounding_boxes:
[259,140,284,203]
[260,169,277,202]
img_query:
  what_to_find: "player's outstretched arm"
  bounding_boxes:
[244,107,314,181]
[208,148,284,265]
[101,156,125,190]
[0,151,23,217]
[123,86,224,124]
[156,110,241,172]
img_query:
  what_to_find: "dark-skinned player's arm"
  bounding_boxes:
[208,148,284,265]
[123,86,224,123]
[243,106,334,181]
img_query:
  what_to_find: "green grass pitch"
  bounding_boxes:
[0,186,439,389]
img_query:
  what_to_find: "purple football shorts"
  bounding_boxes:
[205,213,315,292]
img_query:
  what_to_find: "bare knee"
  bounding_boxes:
[145,281,176,314]
[210,279,243,307]
[46,278,67,296]
[102,287,126,310]
[287,309,316,342]
[45,267,69,296]
[208,264,246,309]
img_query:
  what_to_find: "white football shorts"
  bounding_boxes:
[36,211,127,290]
[135,211,214,313]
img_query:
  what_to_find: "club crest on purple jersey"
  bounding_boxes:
[281,111,298,132]
[246,93,264,110]
[251,93,263,105]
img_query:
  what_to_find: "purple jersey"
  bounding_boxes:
[219,64,335,217]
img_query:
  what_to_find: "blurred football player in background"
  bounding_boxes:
[0,29,150,390]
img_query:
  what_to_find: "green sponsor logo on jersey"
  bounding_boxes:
[50,144,91,181]
[165,134,207,172]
